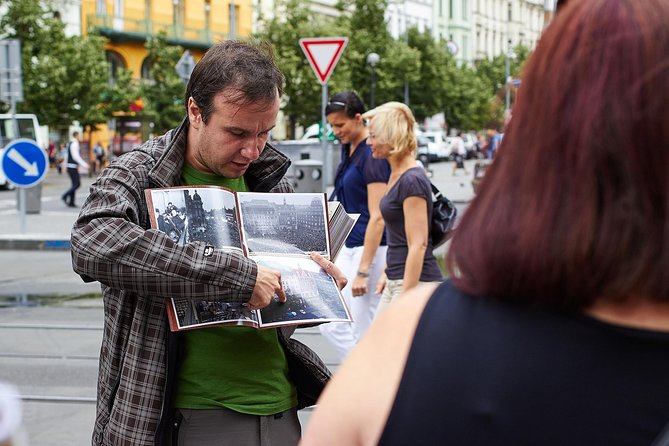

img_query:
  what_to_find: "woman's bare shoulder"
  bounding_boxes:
[301,283,439,446]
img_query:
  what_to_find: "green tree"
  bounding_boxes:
[474,44,530,103]
[255,0,346,136]
[140,33,186,134]
[407,29,448,121]
[0,0,124,137]
[334,0,396,107]
[98,68,142,120]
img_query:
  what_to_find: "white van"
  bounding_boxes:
[0,114,45,189]
[418,130,452,161]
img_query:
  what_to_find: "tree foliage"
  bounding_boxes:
[0,0,134,136]
[255,0,530,133]
[1,0,533,137]
[140,33,186,134]
[255,0,350,137]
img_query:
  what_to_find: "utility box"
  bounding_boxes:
[292,160,324,193]
[18,184,42,214]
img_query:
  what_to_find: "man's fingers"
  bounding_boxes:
[275,287,287,303]
[309,252,347,290]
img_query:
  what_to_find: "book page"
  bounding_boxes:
[328,201,360,262]
[253,255,352,328]
[146,186,243,252]
[236,192,330,258]
[169,297,260,330]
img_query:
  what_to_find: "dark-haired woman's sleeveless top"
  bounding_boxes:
[378,281,669,446]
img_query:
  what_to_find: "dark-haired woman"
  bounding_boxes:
[303,0,669,444]
[318,91,390,361]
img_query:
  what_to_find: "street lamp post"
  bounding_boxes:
[505,38,515,114]
[366,52,380,108]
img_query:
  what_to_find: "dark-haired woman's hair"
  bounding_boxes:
[325,91,366,118]
[184,40,284,123]
[447,0,669,309]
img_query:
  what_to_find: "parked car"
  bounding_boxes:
[420,130,451,161]
[301,123,336,142]
[416,135,431,165]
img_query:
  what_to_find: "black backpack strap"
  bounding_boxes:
[430,182,442,199]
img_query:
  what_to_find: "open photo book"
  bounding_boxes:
[145,186,359,331]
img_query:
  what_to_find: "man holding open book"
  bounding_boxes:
[71,41,345,446]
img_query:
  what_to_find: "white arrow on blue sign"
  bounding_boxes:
[1,138,48,187]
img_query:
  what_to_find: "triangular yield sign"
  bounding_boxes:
[299,37,348,85]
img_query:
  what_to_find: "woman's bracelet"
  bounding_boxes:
[356,270,370,278]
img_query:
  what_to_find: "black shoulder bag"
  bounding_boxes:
[430,182,457,248]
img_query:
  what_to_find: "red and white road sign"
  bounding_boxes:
[299,37,348,85]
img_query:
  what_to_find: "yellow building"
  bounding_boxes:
[83,0,252,77]
[79,0,253,153]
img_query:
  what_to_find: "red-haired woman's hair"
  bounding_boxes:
[447,0,669,309]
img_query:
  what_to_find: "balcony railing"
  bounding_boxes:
[88,14,229,49]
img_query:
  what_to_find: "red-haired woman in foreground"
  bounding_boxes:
[301,0,669,444]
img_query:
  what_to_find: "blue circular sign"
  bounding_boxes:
[0,138,49,188]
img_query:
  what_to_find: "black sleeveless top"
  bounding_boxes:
[378,281,669,446]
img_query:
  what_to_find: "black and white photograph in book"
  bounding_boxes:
[148,187,242,250]
[255,256,351,327]
[237,192,329,256]
[171,297,258,329]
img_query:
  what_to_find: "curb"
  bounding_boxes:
[0,238,71,250]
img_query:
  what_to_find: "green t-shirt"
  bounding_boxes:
[173,164,297,415]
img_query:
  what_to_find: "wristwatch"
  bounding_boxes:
[356,270,370,278]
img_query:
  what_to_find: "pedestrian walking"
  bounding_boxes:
[70,41,346,445]
[92,142,106,174]
[451,131,469,175]
[318,91,391,361]
[363,102,443,317]
[302,1,669,444]
[61,131,88,207]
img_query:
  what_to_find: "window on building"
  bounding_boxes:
[462,34,468,60]
[449,0,454,19]
[204,0,211,36]
[144,0,151,20]
[462,0,468,19]
[229,2,239,38]
[106,50,126,84]
[96,0,106,15]
[508,1,512,21]
[113,0,123,30]
[141,57,153,80]
[173,0,185,29]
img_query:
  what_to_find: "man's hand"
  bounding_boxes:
[309,252,348,291]
[248,265,286,309]
[351,275,368,297]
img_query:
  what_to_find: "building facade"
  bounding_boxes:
[471,0,547,62]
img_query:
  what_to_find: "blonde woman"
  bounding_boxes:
[364,102,442,316]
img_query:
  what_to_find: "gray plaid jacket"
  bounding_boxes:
[71,119,331,445]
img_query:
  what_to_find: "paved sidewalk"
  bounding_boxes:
[0,168,97,250]
[0,159,476,251]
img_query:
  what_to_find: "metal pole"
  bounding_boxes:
[10,96,26,233]
[371,68,376,109]
[18,188,26,233]
[321,84,328,192]
[505,39,511,113]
